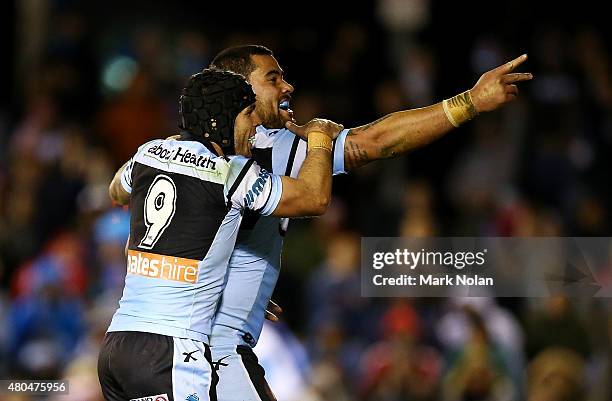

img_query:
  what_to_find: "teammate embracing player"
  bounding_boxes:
[207,45,532,401]
[98,68,342,401]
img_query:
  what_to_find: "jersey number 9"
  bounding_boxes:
[139,174,177,249]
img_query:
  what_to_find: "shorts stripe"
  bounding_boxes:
[236,350,261,401]
[236,346,276,401]
[205,346,218,401]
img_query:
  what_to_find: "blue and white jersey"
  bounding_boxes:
[210,126,348,347]
[108,132,282,343]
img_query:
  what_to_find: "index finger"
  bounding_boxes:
[502,73,534,84]
[496,54,528,74]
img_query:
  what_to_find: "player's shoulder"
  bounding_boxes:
[224,155,275,209]
[137,137,219,161]
[133,137,230,184]
[227,154,249,168]
[226,155,272,185]
[227,155,259,176]
[134,138,163,155]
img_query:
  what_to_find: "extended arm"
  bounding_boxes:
[342,54,533,170]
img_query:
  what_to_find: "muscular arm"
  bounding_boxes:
[343,54,533,170]
[109,161,130,206]
[344,103,453,170]
[272,146,332,217]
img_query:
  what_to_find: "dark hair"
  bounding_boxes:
[179,68,255,155]
[210,45,273,78]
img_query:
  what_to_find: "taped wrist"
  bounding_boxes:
[307,131,332,152]
[443,90,478,127]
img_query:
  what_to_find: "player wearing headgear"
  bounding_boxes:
[97,68,343,401]
[206,46,533,401]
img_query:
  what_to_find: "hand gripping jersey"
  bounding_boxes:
[210,126,348,347]
[107,132,283,343]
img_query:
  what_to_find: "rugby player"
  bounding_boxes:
[207,45,532,401]
[98,68,341,401]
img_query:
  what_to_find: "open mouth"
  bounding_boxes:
[279,99,290,111]
[279,99,294,122]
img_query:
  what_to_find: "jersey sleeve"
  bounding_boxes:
[120,157,135,194]
[119,139,161,194]
[225,156,282,216]
[332,128,349,174]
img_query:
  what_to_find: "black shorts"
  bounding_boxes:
[98,331,218,401]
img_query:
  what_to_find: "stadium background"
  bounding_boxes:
[0,0,610,400]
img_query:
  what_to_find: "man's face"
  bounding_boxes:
[233,103,261,158]
[247,54,295,129]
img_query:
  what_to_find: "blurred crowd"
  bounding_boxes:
[0,1,610,400]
